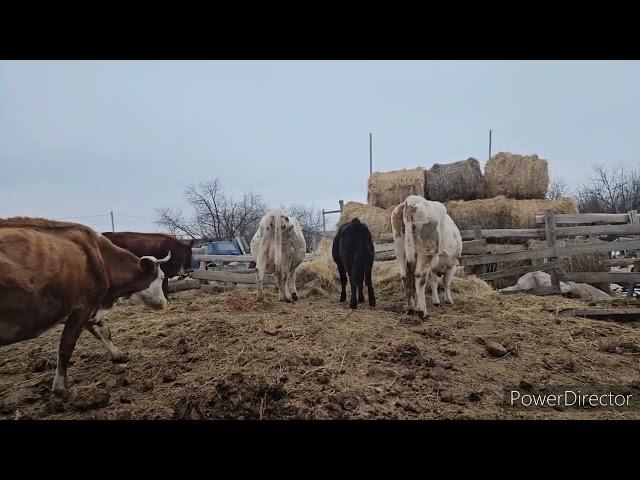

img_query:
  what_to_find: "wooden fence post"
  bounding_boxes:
[628,258,639,298]
[544,210,561,293]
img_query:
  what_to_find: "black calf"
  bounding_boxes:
[332,218,376,309]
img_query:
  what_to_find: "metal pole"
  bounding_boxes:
[369,132,373,175]
[488,129,492,160]
[322,209,326,233]
[110,211,115,232]
[339,200,344,212]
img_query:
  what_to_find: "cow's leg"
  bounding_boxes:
[277,265,293,303]
[365,265,376,307]
[336,258,348,303]
[357,267,365,304]
[288,266,298,302]
[414,269,429,318]
[255,255,267,301]
[162,276,169,300]
[52,310,89,399]
[347,267,358,309]
[443,267,455,304]
[431,273,441,306]
[86,310,129,363]
[402,263,416,314]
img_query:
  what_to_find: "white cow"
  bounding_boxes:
[391,195,460,317]
[428,213,463,306]
[250,209,306,302]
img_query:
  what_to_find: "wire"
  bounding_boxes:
[61,214,110,219]
[115,213,153,219]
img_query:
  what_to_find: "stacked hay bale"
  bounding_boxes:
[367,168,426,209]
[446,196,578,230]
[484,152,549,199]
[425,157,484,202]
[336,201,393,242]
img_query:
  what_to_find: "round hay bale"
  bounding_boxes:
[446,196,578,230]
[425,158,484,202]
[484,152,549,199]
[336,202,392,242]
[367,168,426,209]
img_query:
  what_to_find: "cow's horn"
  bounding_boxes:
[156,251,172,264]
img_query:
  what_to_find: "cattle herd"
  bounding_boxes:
[0,195,463,401]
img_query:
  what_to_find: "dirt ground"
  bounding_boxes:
[2,273,639,420]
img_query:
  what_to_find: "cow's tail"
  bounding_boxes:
[403,209,416,266]
[274,212,283,268]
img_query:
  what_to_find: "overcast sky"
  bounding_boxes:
[1,60,639,233]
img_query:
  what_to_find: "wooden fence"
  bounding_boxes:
[186,209,640,296]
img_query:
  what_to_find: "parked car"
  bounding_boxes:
[191,239,244,270]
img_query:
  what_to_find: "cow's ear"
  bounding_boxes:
[140,257,156,274]
[189,239,195,247]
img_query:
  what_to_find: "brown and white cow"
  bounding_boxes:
[102,232,194,298]
[0,217,170,398]
[250,209,306,302]
[90,231,194,362]
[391,195,460,318]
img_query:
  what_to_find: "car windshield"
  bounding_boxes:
[208,242,239,255]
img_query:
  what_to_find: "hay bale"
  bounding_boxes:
[425,158,484,202]
[446,196,578,230]
[336,202,392,242]
[367,168,426,209]
[484,152,549,199]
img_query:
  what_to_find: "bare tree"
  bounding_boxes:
[547,176,570,200]
[155,179,268,241]
[576,164,640,213]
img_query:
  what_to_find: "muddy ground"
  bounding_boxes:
[1,280,639,420]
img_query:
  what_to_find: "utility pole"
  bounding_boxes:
[110,211,115,232]
[488,129,492,160]
[369,132,373,175]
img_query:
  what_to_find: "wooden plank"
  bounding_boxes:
[193,254,254,263]
[535,213,630,225]
[476,261,560,281]
[461,239,488,255]
[460,239,640,267]
[601,258,638,267]
[555,308,640,323]
[545,210,561,293]
[459,224,640,241]
[193,253,317,263]
[379,233,394,243]
[167,279,202,293]
[559,272,640,284]
[374,243,395,253]
[191,270,274,284]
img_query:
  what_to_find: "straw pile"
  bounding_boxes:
[297,239,494,300]
[446,195,578,230]
[425,158,484,202]
[367,168,426,209]
[484,152,550,199]
[335,201,392,242]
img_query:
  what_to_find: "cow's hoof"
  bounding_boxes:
[369,300,376,308]
[432,302,441,307]
[415,310,426,319]
[52,386,70,401]
[358,297,365,304]
[349,304,357,310]
[406,308,415,315]
[339,296,346,302]
[291,293,298,302]
[111,351,130,364]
